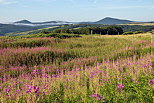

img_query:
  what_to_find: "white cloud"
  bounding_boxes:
[0,0,17,5]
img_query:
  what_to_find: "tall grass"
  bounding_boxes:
[0,47,77,67]
[0,54,153,102]
[0,33,153,102]
[0,37,56,48]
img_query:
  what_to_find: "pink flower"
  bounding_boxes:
[116,84,124,92]
[143,65,148,68]
[26,85,32,93]
[5,88,10,93]
[117,84,124,89]
[44,84,48,89]
[26,85,40,94]
[90,93,103,100]
[42,73,48,78]
[26,90,31,93]
[33,69,38,72]
[28,85,33,89]
[149,79,154,85]
[31,69,39,75]
[34,86,40,93]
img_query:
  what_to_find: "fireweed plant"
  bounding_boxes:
[0,33,153,102]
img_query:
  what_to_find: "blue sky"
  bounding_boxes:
[0,0,154,22]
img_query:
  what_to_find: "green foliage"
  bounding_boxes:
[123,32,134,35]
[22,33,81,39]
[133,31,144,34]
[123,31,144,35]
[0,39,51,48]
[52,26,124,35]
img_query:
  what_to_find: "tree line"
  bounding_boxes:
[50,26,123,35]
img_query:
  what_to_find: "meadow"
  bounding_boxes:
[0,32,153,103]
[120,23,154,26]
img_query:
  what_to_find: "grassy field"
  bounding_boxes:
[119,23,154,26]
[0,33,153,103]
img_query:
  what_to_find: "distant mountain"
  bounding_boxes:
[0,20,72,36]
[11,17,136,26]
[94,17,133,24]
[12,20,72,26]
[79,22,93,24]
[145,21,154,23]
[14,20,32,24]
[35,21,71,24]
[0,17,154,36]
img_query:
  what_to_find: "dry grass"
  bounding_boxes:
[119,23,154,26]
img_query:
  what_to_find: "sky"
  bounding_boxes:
[0,0,154,23]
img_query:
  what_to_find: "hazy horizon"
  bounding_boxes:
[0,0,154,23]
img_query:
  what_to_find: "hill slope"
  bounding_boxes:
[0,23,47,36]
[94,17,133,24]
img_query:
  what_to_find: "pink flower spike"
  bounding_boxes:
[90,93,103,100]
[5,88,10,93]
[26,90,31,93]
[149,79,154,85]
[116,84,124,92]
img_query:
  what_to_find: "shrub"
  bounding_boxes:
[123,32,134,35]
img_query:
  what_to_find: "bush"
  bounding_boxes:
[123,31,144,35]
[133,31,144,34]
[123,32,134,35]
[51,26,124,35]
